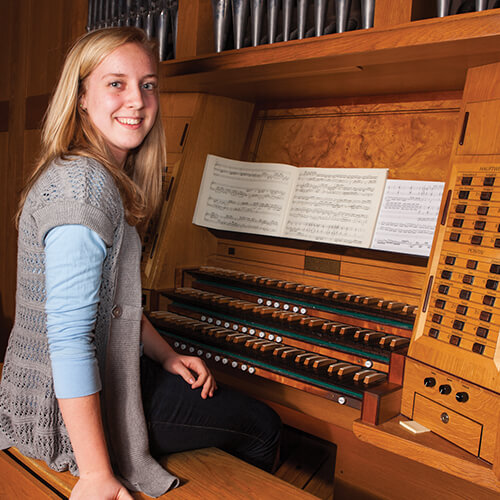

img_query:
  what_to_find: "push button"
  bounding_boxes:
[432,313,443,324]
[471,235,482,245]
[477,206,488,216]
[435,299,446,309]
[462,275,474,285]
[455,204,466,214]
[466,260,478,270]
[474,220,486,230]
[472,343,485,355]
[485,280,497,290]
[428,328,439,339]
[452,218,463,228]
[458,190,470,199]
[111,305,122,318]
[459,289,471,300]
[441,270,452,280]
[438,285,449,295]
[452,319,464,330]
[476,326,489,338]
[461,176,472,185]
[455,305,467,316]
[479,311,492,322]
[449,233,460,242]
[483,176,495,186]
[445,256,456,265]
[449,335,461,346]
[490,263,500,274]
[480,191,492,201]
[483,295,495,307]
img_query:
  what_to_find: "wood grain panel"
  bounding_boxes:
[249,98,459,182]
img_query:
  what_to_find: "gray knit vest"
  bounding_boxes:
[0,156,179,497]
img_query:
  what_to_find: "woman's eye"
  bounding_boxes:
[143,82,157,90]
[109,81,122,88]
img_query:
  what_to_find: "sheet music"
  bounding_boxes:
[192,155,296,236]
[370,180,445,256]
[283,168,388,247]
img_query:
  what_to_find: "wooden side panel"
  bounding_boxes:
[144,94,255,290]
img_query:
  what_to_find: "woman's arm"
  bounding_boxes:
[45,225,132,499]
[58,395,132,499]
[141,314,217,399]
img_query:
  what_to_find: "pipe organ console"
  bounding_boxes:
[149,266,411,424]
[137,5,500,498]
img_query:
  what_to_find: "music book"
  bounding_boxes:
[193,155,444,256]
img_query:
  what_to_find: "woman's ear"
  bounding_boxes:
[79,95,87,112]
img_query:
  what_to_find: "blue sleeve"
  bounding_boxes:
[44,224,107,399]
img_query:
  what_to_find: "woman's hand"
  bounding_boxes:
[162,352,217,399]
[70,473,133,499]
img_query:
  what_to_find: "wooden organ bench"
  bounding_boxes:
[0,445,316,499]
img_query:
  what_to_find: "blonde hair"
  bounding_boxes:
[16,27,165,227]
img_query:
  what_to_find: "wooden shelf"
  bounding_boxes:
[160,10,500,102]
[353,416,500,493]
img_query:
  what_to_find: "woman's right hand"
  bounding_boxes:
[70,474,133,500]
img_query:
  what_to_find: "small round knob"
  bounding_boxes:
[441,412,449,424]
[424,377,436,387]
[439,384,452,395]
[456,392,469,403]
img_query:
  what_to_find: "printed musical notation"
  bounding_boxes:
[193,155,388,249]
[371,180,445,256]
[284,168,387,247]
[192,155,295,236]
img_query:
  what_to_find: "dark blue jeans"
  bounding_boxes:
[140,355,282,472]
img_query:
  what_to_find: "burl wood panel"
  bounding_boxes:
[248,95,461,182]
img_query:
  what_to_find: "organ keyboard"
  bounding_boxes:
[149,266,411,425]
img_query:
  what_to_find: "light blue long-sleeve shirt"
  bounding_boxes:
[44,224,107,398]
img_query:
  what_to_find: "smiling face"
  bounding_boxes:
[80,42,159,166]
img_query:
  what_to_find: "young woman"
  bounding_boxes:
[0,27,281,499]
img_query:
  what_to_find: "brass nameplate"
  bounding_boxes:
[304,256,341,276]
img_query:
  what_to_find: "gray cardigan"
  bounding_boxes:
[0,156,178,497]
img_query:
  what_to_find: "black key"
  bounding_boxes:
[480,191,492,201]
[452,218,464,228]
[462,274,474,285]
[449,335,461,346]
[456,305,468,316]
[445,256,456,265]
[474,220,486,230]
[461,176,472,185]
[459,289,471,300]
[466,260,478,270]
[483,176,495,186]
[477,206,489,216]
[458,190,470,199]
[452,319,465,330]
[471,235,482,245]
[455,204,467,214]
